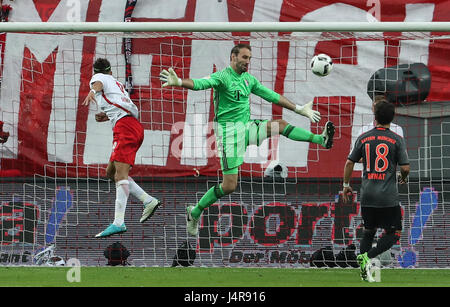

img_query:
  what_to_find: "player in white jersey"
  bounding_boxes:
[82,58,161,238]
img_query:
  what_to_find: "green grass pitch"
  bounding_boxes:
[0,267,449,287]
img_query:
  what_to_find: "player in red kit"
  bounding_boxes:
[83,58,161,238]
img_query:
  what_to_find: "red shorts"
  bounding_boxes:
[110,116,144,166]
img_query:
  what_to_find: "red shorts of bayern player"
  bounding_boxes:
[110,116,144,166]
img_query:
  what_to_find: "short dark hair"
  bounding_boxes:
[230,43,251,59]
[93,58,111,74]
[373,95,387,104]
[374,100,395,125]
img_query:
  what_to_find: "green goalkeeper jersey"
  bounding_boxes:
[192,66,280,123]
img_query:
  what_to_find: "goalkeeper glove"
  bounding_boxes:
[295,101,321,123]
[159,67,182,87]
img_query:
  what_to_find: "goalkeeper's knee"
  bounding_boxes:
[221,182,237,195]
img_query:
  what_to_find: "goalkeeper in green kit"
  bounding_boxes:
[160,43,335,236]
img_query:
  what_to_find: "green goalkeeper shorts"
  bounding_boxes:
[215,120,269,175]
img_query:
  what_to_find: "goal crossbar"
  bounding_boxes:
[1,21,450,33]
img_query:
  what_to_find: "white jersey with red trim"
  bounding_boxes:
[90,73,139,127]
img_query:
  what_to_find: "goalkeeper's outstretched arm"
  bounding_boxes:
[252,80,321,123]
[160,67,320,123]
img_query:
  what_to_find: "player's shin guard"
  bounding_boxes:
[191,185,225,219]
[367,230,400,259]
[282,124,323,144]
[113,179,129,226]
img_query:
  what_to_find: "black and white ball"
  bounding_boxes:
[310,53,333,77]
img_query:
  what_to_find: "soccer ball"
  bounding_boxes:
[310,53,333,77]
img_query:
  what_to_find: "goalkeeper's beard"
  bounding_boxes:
[233,60,248,74]
[240,63,248,73]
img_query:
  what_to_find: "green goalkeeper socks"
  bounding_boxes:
[282,124,324,145]
[190,185,225,220]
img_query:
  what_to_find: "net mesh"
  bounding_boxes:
[0,30,448,267]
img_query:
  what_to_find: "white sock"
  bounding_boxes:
[113,179,129,226]
[128,176,154,204]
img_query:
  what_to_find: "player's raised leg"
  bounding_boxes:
[187,172,237,236]
[367,229,401,259]
[128,176,162,223]
[105,162,161,224]
[268,119,335,149]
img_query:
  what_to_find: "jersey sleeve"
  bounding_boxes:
[250,77,280,104]
[349,126,364,153]
[396,137,410,165]
[90,73,108,90]
[348,137,363,163]
[192,71,223,90]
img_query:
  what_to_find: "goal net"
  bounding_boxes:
[0,24,449,268]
